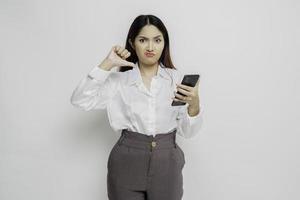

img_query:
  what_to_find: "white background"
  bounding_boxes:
[1,0,299,199]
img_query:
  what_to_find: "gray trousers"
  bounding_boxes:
[107,128,185,200]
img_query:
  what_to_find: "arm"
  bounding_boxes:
[70,65,121,111]
[173,68,204,138]
[176,103,204,139]
[70,45,135,111]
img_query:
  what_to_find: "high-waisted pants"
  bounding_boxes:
[106,128,185,200]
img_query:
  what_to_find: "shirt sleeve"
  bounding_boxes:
[173,68,204,138]
[176,103,204,139]
[70,66,121,111]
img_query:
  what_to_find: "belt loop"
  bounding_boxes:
[173,132,177,148]
[118,135,125,146]
[118,130,126,145]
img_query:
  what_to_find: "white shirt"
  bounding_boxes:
[70,62,204,139]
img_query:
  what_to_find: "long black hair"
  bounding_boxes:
[118,14,176,72]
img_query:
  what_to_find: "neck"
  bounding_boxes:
[138,62,159,78]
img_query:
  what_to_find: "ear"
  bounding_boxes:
[129,39,135,50]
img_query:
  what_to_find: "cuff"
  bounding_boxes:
[87,66,112,82]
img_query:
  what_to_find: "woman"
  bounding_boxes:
[70,14,204,200]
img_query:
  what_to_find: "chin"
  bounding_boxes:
[144,60,159,65]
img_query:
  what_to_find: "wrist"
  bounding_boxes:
[98,59,113,71]
[188,104,200,117]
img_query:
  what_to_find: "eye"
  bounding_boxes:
[156,39,161,43]
[139,39,145,43]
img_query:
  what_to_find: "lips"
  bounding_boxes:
[145,52,155,57]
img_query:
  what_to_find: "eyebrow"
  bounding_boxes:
[137,35,162,39]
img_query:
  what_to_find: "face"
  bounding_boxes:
[130,25,165,66]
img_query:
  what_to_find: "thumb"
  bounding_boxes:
[123,60,136,67]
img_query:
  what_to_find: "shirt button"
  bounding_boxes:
[151,141,156,147]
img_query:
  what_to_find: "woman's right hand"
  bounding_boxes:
[98,45,136,70]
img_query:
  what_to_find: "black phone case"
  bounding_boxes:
[171,74,200,106]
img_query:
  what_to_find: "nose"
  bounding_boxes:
[147,41,154,51]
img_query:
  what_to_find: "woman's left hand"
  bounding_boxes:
[172,79,200,107]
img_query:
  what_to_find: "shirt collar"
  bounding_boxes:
[127,62,171,86]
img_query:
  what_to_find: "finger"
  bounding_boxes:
[173,95,192,101]
[115,46,122,54]
[121,50,129,57]
[115,45,121,52]
[176,87,192,96]
[121,53,129,59]
[172,96,186,102]
[124,52,131,58]
[174,92,189,101]
[172,97,180,101]
[176,83,193,91]
[118,47,126,55]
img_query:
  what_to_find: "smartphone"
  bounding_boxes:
[171,74,200,106]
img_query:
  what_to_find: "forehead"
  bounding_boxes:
[137,25,162,37]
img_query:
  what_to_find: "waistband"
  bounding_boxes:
[117,128,178,151]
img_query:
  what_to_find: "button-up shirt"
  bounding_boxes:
[70,62,204,138]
